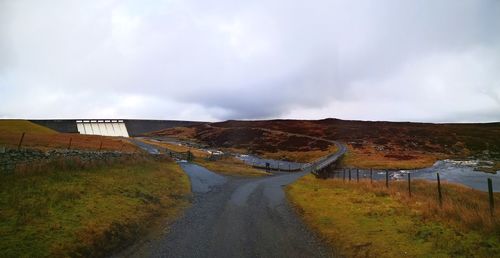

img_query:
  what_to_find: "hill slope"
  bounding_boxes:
[151,118,500,169]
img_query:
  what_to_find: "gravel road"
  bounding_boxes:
[124,163,336,258]
[128,138,161,154]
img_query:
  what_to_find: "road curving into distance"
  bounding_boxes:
[123,137,345,258]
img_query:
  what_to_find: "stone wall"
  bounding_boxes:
[0,148,142,173]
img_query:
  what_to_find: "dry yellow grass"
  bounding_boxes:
[260,145,339,163]
[0,120,57,134]
[0,132,138,152]
[138,139,209,158]
[138,139,268,176]
[0,120,139,152]
[150,126,197,139]
[219,145,339,164]
[195,157,270,177]
[342,144,441,170]
[287,175,500,257]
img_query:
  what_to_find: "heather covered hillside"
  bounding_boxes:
[152,119,500,168]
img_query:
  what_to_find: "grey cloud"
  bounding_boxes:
[1,0,499,121]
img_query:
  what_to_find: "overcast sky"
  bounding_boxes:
[1,0,500,122]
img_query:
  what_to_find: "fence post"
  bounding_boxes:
[17,132,25,150]
[348,168,351,181]
[99,141,103,151]
[343,169,346,181]
[68,137,72,150]
[488,178,494,216]
[408,173,411,197]
[370,168,373,184]
[356,169,359,182]
[385,170,389,188]
[437,173,442,207]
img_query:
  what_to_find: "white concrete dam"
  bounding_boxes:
[76,120,129,137]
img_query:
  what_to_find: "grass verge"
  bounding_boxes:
[0,158,190,257]
[286,175,500,257]
[195,157,270,177]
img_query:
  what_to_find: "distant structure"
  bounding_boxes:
[76,120,129,137]
[30,119,204,137]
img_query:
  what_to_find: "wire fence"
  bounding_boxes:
[0,131,138,153]
[325,168,496,217]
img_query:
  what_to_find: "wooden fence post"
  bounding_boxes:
[488,178,494,216]
[437,173,443,207]
[343,169,346,181]
[408,173,411,197]
[370,168,373,184]
[385,170,389,188]
[356,169,359,182]
[17,132,25,150]
[348,168,351,181]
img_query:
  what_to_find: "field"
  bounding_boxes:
[0,120,138,152]
[195,157,271,177]
[153,119,500,169]
[0,157,191,257]
[0,120,57,134]
[259,144,338,163]
[287,175,500,257]
[138,138,270,177]
[340,144,442,170]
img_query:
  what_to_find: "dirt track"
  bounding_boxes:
[124,163,336,258]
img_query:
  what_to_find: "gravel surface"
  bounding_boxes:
[123,163,336,258]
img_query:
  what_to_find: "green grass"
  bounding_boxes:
[0,120,56,134]
[0,159,191,257]
[286,175,500,257]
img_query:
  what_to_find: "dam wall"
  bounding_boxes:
[30,119,204,137]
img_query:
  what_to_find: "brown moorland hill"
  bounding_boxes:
[151,118,500,169]
[151,123,336,162]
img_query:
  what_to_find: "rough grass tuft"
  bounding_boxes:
[0,158,191,257]
[195,156,271,177]
[287,175,500,257]
[0,120,57,134]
